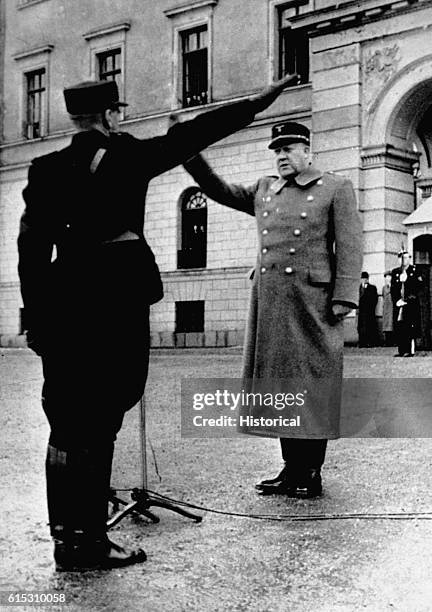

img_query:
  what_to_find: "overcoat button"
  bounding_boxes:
[262,248,268,254]
[301,212,307,218]
[293,229,301,236]
[261,267,266,274]
[317,180,323,185]
[266,196,271,202]
[289,248,296,254]
[307,195,314,201]
[263,211,269,217]
[262,229,268,235]
[285,267,293,274]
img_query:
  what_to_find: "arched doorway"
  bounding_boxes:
[177,187,208,269]
[362,60,432,277]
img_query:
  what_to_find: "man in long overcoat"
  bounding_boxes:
[382,271,394,345]
[17,76,295,570]
[357,271,378,347]
[391,250,423,356]
[184,122,363,498]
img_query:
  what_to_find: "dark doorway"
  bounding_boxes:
[177,188,207,269]
[175,300,205,333]
[413,234,432,349]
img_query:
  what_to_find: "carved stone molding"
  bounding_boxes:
[362,144,420,173]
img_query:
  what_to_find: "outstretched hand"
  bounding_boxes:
[252,73,300,112]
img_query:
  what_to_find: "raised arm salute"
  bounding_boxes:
[17,74,296,572]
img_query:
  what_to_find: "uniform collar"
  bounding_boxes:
[270,165,323,194]
[71,128,110,150]
[295,165,323,187]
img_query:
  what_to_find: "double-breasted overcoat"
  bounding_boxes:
[185,157,363,438]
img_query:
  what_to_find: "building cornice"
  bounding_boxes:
[83,21,131,41]
[13,44,54,61]
[291,0,432,36]
[164,0,218,18]
[362,144,420,173]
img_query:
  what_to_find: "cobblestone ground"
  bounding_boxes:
[1,347,432,612]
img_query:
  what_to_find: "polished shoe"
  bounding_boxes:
[294,469,323,499]
[255,465,297,496]
[54,536,147,571]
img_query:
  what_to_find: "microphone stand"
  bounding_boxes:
[107,396,202,528]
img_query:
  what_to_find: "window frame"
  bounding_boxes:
[268,0,311,85]
[24,67,46,140]
[164,1,217,110]
[14,44,53,141]
[180,25,209,108]
[83,22,130,119]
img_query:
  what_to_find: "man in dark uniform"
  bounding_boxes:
[17,75,296,570]
[391,250,423,357]
[182,122,362,498]
[357,271,378,347]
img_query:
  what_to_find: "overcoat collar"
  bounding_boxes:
[270,165,323,193]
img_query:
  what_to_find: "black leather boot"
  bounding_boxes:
[293,440,327,498]
[255,464,297,495]
[46,443,147,571]
[295,468,323,498]
[53,529,147,571]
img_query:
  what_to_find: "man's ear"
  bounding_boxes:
[104,108,115,129]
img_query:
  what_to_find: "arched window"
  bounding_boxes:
[177,187,207,269]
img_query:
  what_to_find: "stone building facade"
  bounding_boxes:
[1,0,432,348]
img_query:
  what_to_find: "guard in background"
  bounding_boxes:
[391,250,423,357]
[382,271,394,346]
[17,76,295,571]
[357,271,378,347]
[183,122,362,499]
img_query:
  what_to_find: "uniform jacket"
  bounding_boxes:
[17,99,258,351]
[184,155,363,439]
[185,156,362,306]
[390,264,423,332]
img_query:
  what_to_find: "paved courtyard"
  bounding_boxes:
[1,347,432,611]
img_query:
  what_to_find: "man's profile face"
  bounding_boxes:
[385,274,391,286]
[274,143,310,178]
[105,108,121,133]
[401,253,410,267]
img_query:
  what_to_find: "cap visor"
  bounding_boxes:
[268,135,310,150]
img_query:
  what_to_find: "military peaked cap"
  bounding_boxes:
[64,80,128,115]
[268,121,310,150]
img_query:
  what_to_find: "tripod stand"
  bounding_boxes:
[107,396,202,529]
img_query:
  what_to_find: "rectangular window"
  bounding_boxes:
[175,301,205,333]
[25,68,45,139]
[278,3,309,84]
[97,48,122,86]
[181,26,208,108]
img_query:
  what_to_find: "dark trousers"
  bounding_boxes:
[395,321,415,356]
[280,438,327,470]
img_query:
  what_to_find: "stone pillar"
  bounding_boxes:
[310,39,362,191]
[361,144,419,275]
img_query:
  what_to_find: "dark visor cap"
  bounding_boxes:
[268,121,310,149]
[64,80,128,115]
